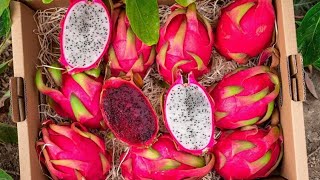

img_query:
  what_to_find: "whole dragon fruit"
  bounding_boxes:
[121,134,215,180]
[36,120,111,180]
[100,77,159,147]
[35,64,105,129]
[60,0,112,73]
[156,3,214,84]
[106,8,155,78]
[215,0,275,64]
[213,126,283,180]
[211,66,280,129]
[163,72,215,155]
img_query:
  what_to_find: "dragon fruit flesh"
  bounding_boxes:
[215,0,275,64]
[121,134,215,180]
[107,8,155,78]
[60,0,112,73]
[36,120,111,180]
[35,64,105,129]
[100,77,159,147]
[213,126,283,180]
[156,3,214,84]
[211,66,280,129]
[163,72,215,155]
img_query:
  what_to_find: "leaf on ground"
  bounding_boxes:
[0,169,13,180]
[42,0,54,4]
[0,8,11,37]
[0,90,10,109]
[0,123,17,144]
[126,0,160,45]
[305,72,319,99]
[0,0,10,17]
[175,0,195,7]
[0,59,12,75]
[297,2,320,68]
[294,0,318,17]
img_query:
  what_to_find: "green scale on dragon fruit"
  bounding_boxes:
[60,0,112,74]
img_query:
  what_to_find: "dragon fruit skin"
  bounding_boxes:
[100,77,159,147]
[36,120,111,180]
[213,126,283,180]
[211,66,280,129]
[163,72,215,155]
[35,65,105,129]
[60,0,112,74]
[121,134,215,180]
[215,0,275,64]
[156,3,214,84]
[107,9,155,78]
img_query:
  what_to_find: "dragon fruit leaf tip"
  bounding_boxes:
[164,72,215,155]
[213,126,283,179]
[60,0,112,73]
[100,77,159,147]
[36,120,111,180]
[215,0,275,64]
[107,9,155,78]
[35,66,105,129]
[156,3,214,83]
[211,66,280,129]
[121,134,215,180]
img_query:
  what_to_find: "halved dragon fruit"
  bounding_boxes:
[100,77,159,147]
[163,72,215,155]
[60,0,112,73]
[36,120,112,180]
[121,134,215,180]
[213,125,283,179]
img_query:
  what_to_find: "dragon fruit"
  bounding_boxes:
[213,126,283,180]
[121,134,215,180]
[36,120,111,180]
[211,66,280,129]
[35,64,104,129]
[106,8,155,78]
[60,0,112,73]
[100,77,159,147]
[215,0,275,64]
[156,3,214,84]
[163,72,215,155]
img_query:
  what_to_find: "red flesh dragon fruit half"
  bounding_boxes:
[36,120,111,180]
[60,0,112,73]
[163,72,215,155]
[35,64,105,129]
[156,3,214,84]
[211,66,280,129]
[106,8,155,78]
[100,77,159,147]
[121,134,215,180]
[213,126,283,180]
[215,0,275,64]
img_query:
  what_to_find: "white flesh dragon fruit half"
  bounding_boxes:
[60,0,111,73]
[164,72,215,155]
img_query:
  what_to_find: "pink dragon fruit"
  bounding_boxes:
[106,8,155,78]
[121,134,215,180]
[211,66,280,129]
[100,77,159,147]
[156,3,214,84]
[36,120,111,180]
[213,126,283,180]
[60,0,112,73]
[35,64,105,129]
[163,72,215,155]
[215,0,275,64]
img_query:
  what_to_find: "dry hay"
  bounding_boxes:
[33,1,259,179]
